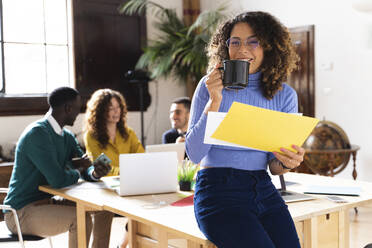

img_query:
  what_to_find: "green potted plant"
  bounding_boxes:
[119,0,228,95]
[178,159,199,191]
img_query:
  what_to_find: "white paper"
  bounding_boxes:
[101,176,120,190]
[204,112,247,148]
[62,181,107,189]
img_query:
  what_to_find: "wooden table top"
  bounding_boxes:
[282,173,372,221]
[39,172,372,243]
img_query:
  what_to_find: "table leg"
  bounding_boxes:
[303,217,317,248]
[158,229,168,248]
[187,240,201,247]
[204,243,216,248]
[338,210,349,248]
[76,203,87,248]
[128,219,138,248]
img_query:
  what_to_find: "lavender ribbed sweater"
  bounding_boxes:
[185,71,298,171]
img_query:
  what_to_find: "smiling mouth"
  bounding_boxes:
[237,58,253,63]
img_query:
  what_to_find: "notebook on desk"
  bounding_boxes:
[110,152,178,196]
[278,174,315,203]
[303,185,361,196]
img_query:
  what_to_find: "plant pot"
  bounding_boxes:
[179,181,191,191]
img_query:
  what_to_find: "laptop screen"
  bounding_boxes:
[118,152,178,196]
[146,143,185,163]
[277,174,315,202]
[279,174,286,191]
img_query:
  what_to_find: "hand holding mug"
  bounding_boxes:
[205,64,224,101]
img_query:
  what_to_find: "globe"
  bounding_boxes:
[301,120,351,176]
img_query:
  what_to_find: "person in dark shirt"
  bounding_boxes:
[162,97,191,144]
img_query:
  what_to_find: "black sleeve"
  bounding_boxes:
[162,132,167,144]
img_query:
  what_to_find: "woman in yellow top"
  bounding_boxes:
[84,88,144,248]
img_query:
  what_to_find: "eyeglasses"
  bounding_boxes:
[226,37,260,50]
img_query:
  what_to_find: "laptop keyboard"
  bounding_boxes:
[278,189,315,203]
[279,190,293,196]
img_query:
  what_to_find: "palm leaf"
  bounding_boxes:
[119,0,228,83]
[187,5,228,36]
[118,0,164,16]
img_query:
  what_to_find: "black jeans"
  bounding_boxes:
[194,167,301,248]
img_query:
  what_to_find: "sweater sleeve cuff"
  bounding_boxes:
[185,113,211,163]
[89,169,100,181]
[268,152,276,162]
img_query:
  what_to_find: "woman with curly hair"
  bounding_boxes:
[185,11,303,247]
[84,88,144,248]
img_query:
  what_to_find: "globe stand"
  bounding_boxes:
[301,145,360,179]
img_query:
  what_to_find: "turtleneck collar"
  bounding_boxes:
[248,71,261,87]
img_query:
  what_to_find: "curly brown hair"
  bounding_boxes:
[85,89,128,149]
[207,11,299,99]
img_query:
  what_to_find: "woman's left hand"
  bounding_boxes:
[273,145,305,170]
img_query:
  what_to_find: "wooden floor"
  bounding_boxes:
[3,203,372,248]
[3,217,127,248]
[350,203,372,248]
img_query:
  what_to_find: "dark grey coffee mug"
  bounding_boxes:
[219,60,250,90]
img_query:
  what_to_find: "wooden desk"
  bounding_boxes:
[283,173,372,248]
[40,173,372,248]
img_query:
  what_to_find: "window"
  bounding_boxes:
[0,0,73,115]
[72,0,149,112]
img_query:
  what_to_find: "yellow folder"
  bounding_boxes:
[211,102,319,152]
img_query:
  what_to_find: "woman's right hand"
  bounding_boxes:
[204,65,223,113]
[206,65,223,101]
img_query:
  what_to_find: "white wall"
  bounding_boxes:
[200,0,372,181]
[0,0,186,148]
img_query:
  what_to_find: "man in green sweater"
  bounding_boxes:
[3,87,111,248]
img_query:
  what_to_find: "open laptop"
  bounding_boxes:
[278,174,315,203]
[107,152,178,196]
[146,143,186,163]
[102,152,178,196]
